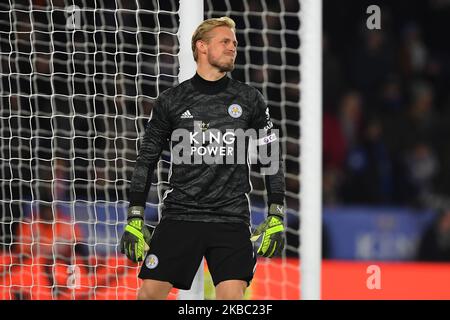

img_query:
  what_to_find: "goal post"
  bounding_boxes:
[176,0,204,301]
[299,0,323,300]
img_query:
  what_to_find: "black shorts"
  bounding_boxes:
[138,219,257,290]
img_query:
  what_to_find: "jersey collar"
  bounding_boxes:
[191,72,230,95]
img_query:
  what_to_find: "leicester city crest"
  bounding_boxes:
[145,254,159,269]
[228,104,243,118]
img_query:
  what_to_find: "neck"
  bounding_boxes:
[196,64,226,81]
[191,71,230,95]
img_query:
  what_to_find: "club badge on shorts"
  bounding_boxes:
[228,104,243,118]
[145,254,159,269]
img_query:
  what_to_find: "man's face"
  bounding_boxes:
[204,26,237,72]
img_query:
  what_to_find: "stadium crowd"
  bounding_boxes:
[322,0,450,208]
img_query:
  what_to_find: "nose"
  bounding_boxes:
[228,41,237,51]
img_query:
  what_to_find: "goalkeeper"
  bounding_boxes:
[120,17,286,300]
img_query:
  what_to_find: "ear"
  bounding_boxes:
[196,39,208,56]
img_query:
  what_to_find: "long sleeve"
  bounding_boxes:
[128,96,172,207]
[250,89,286,206]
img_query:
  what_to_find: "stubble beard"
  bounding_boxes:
[209,53,235,73]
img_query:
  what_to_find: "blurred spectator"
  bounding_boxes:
[403,142,439,201]
[376,79,444,206]
[13,202,86,263]
[399,23,428,79]
[323,111,347,172]
[408,81,438,142]
[378,74,405,114]
[340,117,393,204]
[350,30,395,104]
[417,208,450,261]
[338,91,364,149]
[385,81,438,156]
[323,91,365,205]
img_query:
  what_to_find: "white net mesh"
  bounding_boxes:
[0,0,180,300]
[0,0,301,300]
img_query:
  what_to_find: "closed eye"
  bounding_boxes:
[223,39,238,47]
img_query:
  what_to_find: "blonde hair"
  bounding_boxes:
[191,17,236,61]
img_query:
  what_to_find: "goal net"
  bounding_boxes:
[0,0,305,300]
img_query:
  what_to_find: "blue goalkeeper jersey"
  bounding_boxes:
[128,73,285,225]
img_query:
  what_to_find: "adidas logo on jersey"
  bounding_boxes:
[181,110,193,119]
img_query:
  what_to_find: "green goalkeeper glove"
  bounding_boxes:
[120,206,152,262]
[250,204,285,258]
